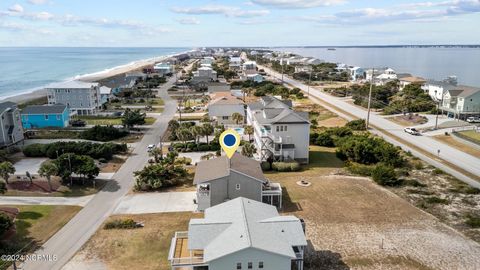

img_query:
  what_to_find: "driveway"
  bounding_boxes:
[13,158,47,175]
[113,192,196,214]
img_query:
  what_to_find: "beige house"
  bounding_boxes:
[442,86,480,119]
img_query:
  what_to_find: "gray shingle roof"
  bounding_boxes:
[21,104,67,115]
[188,197,307,262]
[194,154,266,184]
[248,96,309,125]
[453,85,480,98]
[0,102,17,113]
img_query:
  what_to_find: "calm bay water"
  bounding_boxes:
[0,47,189,99]
[277,47,480,87]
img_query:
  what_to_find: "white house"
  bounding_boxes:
[398,76,426,91]
[247,96,310,164]
[0,102,24,147]
[242,61,257,75]
[201,57,215,66]
[348,66,365,81]
[246,73,264,83]
[229,57,242,70]
[294,66,313,74]
[207,93,245,125]
[154,62,174,76]
[192,66,217,83]
[168,197,307,270]
[99,86,112,105]
[422,78,458,101]
[46,80,101,115]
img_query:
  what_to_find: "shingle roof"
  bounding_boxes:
[400,76,426,83]
[247,96,308,125]
[453,85,480,98]
[209,96,244,106]
[0,102,17,113]
[45,80,98,89]
[21,104,67,115]
[193,154,266,184]
[188,197,307,262]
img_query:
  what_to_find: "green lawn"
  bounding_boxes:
[78,116,156,126]
[4,179,109,197]
[459,130,480,143]
[1,205,81,268]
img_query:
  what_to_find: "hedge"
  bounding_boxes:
[172,142,220,152]
[23,141,127,160]
[272,161,301,172]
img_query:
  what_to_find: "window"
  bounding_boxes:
[280,126,284,132]
[284,125,288,132]
[236,184,241,190]
[44,115,49,120]
[236,263,242,269]
[248,262,252,269]
[56,114,61,120]
[276,126,279,132]
[222,116,229,120]
[259,262,264,268]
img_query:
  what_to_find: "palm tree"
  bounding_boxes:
[176,128,193,150]
[231,112,244,125]
[38,161,58,192]
[0,161,15,185]
[241,142,257,157]
[201,123,214,144]
[191,125,205,144]
[244,125,254,142]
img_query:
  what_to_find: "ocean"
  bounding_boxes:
[276,47,480,87]
[0,47,189,100]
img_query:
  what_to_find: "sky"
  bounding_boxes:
[0,0,479,47]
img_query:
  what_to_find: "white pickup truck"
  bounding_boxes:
[466,117,480,123]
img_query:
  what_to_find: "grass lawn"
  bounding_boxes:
[78,116,156,126]
[386,115,428,127]
[77,212,202,270]
[4,205,81,254]
[4,179,109,197]
[434,134,480,158]
[458,130,480,143]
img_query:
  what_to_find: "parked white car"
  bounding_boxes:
[466,117,480,123]
[147,144,156,152]
[404,127,421,135]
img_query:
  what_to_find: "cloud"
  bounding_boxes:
[300,0,480,25]
[8,4,24,13]
[0,21,53,34]
[28,0,48,5]
[171,5,269,17]
[250,0,346,9]
[176,17,200,25]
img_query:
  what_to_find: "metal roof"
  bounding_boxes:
[188,197,307,262]
[21,104,67,115]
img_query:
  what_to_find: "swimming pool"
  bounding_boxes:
[233,127,244,135]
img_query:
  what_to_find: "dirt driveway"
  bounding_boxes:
[269,174,480,270]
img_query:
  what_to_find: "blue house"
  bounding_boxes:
[21,104,70,129]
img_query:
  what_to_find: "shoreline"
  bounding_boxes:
[2,50,190,104]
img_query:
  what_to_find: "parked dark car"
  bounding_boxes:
[70,119,86,127]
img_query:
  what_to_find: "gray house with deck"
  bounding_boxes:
[0,102,24,147]
[194,154,282,211]
[169,197,307,270]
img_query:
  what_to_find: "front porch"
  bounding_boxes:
[262,182,283,209]
[168,231,208,270]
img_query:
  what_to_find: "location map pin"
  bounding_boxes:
[219,129,241,159]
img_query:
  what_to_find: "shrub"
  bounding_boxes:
[80,125,128,142]
[347,162,374,176]
[22,143,47,157]
[0,213,13,236]
[315,132,335,147]
[104,218,139,229]
[402,179,426,187]
[432,168,444,175]
[425,196,449,204]
[0,181,6,194]
[23,141,126,161]
[197,144,211,151]
[272,161,301,172]
[260,161,271,171]
[345,119,366,131]
[371,164,399,186]
[465,214,480,228]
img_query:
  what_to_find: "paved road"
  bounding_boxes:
[21,69,183,270]
[259,64,480,188]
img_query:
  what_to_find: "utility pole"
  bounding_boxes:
[307,71,312,97]
[281,61,284,83]
[68,153,72,186]
[366,68,374,130]
[434,90,440,130]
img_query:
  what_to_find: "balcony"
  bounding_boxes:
[169,232,206,267]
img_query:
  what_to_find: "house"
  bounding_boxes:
[399,76,426,91]
[99,86,112,105]
[0,102,24,147]
[125,72,147,81]
[441,85,480,119]
[168,197,307,270]
[207,82,231,93]
[229,57,242,70]
[242,61,257,76]
[21,104,69,129]
[294,65,312,74]
[194,154,282,211]
[207,93,245,125]
[306,58,323,65]
[46,80,101,115]
[422,77,458,101]
[192,66,217,83]
[201,57,215,66]
[247,96,310,164]
[348,66,365,81]
[246,73,264,83]
[154,62,174,76]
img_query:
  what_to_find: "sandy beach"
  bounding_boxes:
[2,54,177,104]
